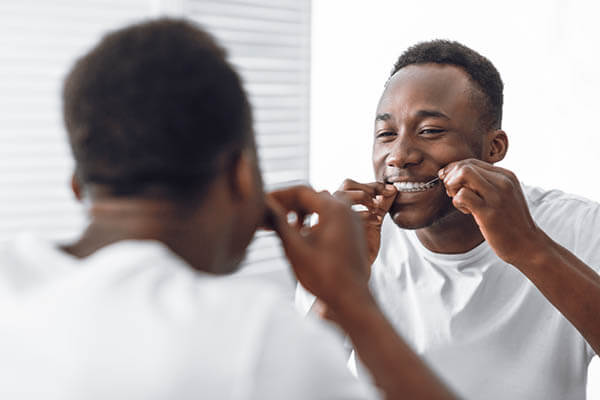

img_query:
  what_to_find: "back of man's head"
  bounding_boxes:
[63,18,251,198]
[391,40,503,130]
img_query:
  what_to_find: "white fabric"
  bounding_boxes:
[369,185,600,400]
[296,184,600,400]
[0,234,379,400]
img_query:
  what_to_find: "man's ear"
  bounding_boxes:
[483,129,508,164]
[228,148,259,203]
[70,173,83,201]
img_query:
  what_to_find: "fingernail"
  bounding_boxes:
[384,184,396,194]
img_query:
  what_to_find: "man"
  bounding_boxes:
[313,40,600,399]
[0,19,457,399]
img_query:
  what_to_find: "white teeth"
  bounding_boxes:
[393,180,438,192]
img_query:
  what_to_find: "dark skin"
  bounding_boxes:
[440,159,600,354]
[62,149,265,276]
[337,63,507,263]
[337,63,600,355]
[62,144,456,399]
[268,186,455,399]
[372,63,506,253]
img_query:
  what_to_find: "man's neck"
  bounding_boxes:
[61,198,226,273]
[415,210,485,254]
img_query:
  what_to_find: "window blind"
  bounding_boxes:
[0,0,310,291]
[182,0,311,288]
[0,0,153,240]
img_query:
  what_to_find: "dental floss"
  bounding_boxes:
[392,177,440,192]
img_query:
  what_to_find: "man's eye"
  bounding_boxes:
[376,131,396,138]
[419,128,445,135]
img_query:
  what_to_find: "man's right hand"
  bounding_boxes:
[265,185,456,400]
[266,185,373,312]
[334,179,397,266]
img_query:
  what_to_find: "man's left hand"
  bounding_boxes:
[439,158,544,265]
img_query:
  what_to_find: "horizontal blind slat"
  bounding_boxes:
[0,1,152,241]
[0,0,310,287]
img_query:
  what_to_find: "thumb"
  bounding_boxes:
[452,187,485,215]
[265,194,308,263]
[376,189,397,216]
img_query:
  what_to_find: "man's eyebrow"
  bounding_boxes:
[375,113,391,122]
[416,109,450,120]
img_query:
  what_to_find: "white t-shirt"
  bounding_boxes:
[0,234,379,400]
[297,185,600,400]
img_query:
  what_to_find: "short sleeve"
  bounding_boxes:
[536,194,600,360]
[527,187,600,274]
[573,203,600,359]
[573,201,600,274]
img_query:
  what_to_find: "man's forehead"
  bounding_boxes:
[388,64,471,95]
[377,64,475,115]
[375,109,450,122]
[389,63,471,83]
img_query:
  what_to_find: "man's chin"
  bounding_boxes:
[390,213,435,230]
[389,204,459,230]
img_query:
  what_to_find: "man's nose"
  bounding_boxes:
[386,133,423,169]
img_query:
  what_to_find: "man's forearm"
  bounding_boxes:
[514,231,600,354]
[334,295,456,400]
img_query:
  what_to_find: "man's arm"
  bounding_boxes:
[440,159,600,355]
[267,186,455,400]
[296,179,397,322]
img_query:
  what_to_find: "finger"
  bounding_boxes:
[440,158,491,178]
[265,193,310,260]
[459,163,521,201]
[442,162,496,199]
[334,189,376,210]
[441,159,518,185]
[260,195,306,231]
[357,210,383,225]
[333,190,379,212]
[268,185,324,216]
[338,179,394,197]
[452,187,485,215]
[374,188,397,215]
[373,182,397,197]
[442,161,523,209]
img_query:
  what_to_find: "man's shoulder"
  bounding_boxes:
[0,234,288,332]
[523,184,600,267]
[0,232,69,303]
[522,183,600,226]
[523,184,599,209]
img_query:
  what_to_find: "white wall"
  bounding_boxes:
[310,0,599,397]
[0,1,309,295]
[310,0,600,201]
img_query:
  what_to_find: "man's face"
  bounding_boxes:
[373,63,486,229]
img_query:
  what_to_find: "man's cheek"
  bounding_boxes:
[373,166,385,182]
[372,152,386,178]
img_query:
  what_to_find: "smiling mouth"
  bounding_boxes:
[390,177,440,193]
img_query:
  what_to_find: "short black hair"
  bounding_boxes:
[63,18,251,197]
[391,40,503,130]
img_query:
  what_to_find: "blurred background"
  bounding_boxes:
[0,0,598,395]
